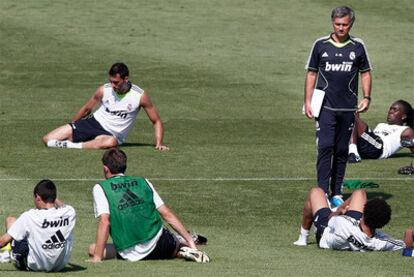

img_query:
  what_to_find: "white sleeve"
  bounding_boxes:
[7,212,29,241]
[92,184,110,218]
[145,179,164,208]
[373,232,405,251]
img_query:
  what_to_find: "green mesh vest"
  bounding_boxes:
[99,176,163,251]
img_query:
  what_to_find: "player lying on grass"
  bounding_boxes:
[88,148,210,263]
[0,180,76,272]
[348,100,414,163]
[293,187,410,251]
[42,62,169,150]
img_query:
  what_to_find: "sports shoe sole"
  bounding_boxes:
[179,247,210,263]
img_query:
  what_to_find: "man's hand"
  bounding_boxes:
[304,102,313,119]
[357,98,370,113]
[155,144,169,151]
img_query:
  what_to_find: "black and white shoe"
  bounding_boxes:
[179,247,210,263]
[348,153,361,163]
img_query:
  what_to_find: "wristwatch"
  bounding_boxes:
[363,96,371,102]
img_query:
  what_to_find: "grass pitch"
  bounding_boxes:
[0,0,413,276]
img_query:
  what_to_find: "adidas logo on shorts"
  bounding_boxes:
[42,230,67,250]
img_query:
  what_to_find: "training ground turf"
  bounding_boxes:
[0,0,413,276]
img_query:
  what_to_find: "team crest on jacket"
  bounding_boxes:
[349,51,356,60]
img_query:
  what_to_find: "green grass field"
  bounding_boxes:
[0,0,413,276]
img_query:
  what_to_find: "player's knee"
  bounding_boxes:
[88,244,96,256]
[42,135,49,145]
[352,189,366,199]
[103,138,118,149]
[309,187,325,199]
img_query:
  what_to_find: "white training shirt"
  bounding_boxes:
[373,123,409,159]
[93,83,144,144]
[92,177,164,261]
[7,205,76,272]
[319,215,405,251]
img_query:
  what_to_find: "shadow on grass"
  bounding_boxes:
[121,142,154,148]
[343,191,393,200]
[60,263,87,272]
[388,153,414,158]
[0,263,86,273]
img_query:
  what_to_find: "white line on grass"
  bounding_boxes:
[0,177,412,181]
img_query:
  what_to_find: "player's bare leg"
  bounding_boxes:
[348,114,368,162]
[43,124,83,149]
[42,124,73,145]
[81,135,118,149]
[294,187,329,246]
[346,189,366,213]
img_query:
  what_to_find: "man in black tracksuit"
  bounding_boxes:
[303,6,372,206]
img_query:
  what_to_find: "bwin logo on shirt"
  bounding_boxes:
[42,217,70,228]
[325,62,352,72]
[42,230,67,250]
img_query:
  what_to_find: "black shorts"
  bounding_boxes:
[357,129,383,159]
[70,116,113,143]
[314,208,332,245]
[143,228,180,260]
[11,239,29,271]
[314,208,363,245]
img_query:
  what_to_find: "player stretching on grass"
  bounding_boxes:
[348,100,414,163]
[43,62,169,150]
[293,187,411,252]
[0,180,76,272]
[88,148,210,263]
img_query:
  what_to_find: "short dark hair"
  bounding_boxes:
[102,148,127,174]
[395,100,414,128]
[331,6,355,26]
[108,62,129,79]
[33,179,57,203]
[363,198,391,230]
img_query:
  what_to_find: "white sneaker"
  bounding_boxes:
[293,238,307,246]
[178,247,210,263]
[47,139,68,148]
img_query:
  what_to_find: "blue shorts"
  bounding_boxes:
[357,129,383,159]
[314,208,363,244]
[11,239,29,271]
[70,116,113,143]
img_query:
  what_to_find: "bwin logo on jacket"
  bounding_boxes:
[324,61,352,72]
[42,230,67,250]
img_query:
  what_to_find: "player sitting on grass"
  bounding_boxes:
[293,187,409,251]
[348,100,414,163]
[88,148,210,263]
[0,180,76,272]
[42,62,169,151]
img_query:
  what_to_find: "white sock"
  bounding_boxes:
[348,143,358,155]
[293,226,309,246]
[47,139,83,149]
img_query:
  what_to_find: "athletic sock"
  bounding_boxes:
[47,139,83,149]
[348,143,358,155]
[293,226,309,246]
